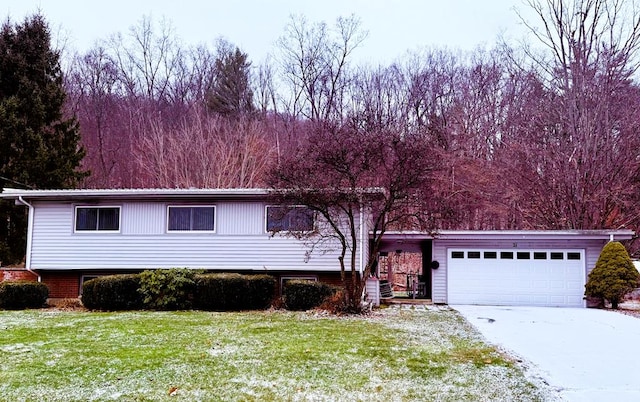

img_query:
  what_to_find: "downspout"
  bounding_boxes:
[359,201,366,304]
[17,196,40,282]
[359,201,365,276]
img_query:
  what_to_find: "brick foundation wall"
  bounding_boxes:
[28,269,351,299]
[0,269,39,282]
[40,271,81,298]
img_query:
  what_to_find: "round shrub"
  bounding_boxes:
[585,241,640,309]
[194,273,276,311]
[283,280,334,311]
[81,274,143,311]
[138,268,200,310]
[0,281,49,309]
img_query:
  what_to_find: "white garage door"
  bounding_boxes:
[448,249,585,307]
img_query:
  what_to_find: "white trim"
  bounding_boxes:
[166,205,217,234]
[73,205,121,233]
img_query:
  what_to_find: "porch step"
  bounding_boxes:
[382,298,433,305]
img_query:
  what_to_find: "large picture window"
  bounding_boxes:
[168,206,216,232]
[75,206,120,232]
[266,206,314,232]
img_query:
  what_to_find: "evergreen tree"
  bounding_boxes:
[206,42,254,117]
[0,14,87,265]
[585,241,639,309]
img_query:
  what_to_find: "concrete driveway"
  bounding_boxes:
[453,305,640,402]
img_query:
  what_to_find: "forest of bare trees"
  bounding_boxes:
[61,0,640,238]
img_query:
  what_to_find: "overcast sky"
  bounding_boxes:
[3,0,532,64]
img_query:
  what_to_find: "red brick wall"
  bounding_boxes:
[0,269,39,282]
[40,272,80,298]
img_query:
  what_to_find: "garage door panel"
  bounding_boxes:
[448,249,585,307]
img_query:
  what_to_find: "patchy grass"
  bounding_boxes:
[0,306,550,401]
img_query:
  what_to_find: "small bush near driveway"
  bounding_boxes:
[585,241,640,309]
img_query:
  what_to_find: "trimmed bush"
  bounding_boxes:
[194,273,276,311]
[0,281,48,309]
[246,275,277,309]
[283,280,335,311]
[138,268,200,310]
[81,274,143,311]
[585,241,640,309]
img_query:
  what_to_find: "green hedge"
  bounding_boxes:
[80,271,276,311]
[194,273,276,311]
[82,274,143,311]
[283,280,335,311]
[138,268,200,310]
[0,281,49,309]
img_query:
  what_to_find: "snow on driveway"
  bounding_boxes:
[453,306,640,402]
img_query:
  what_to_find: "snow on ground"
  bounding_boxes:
[453,305,640,402]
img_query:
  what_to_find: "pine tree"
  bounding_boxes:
[206,42,254,117]
[0,14,87,265]
[585,241,639,309]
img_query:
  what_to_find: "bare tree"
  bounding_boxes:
[268,122,441,312]
[107,15,182,102]
[277,14,367,121]
[136,107,276,188]
[501,0,640,229]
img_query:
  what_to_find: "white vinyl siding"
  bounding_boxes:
[29,200,353,272]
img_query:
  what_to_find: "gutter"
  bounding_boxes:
[17,196,40,282]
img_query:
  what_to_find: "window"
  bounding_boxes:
[484,251,497,259]
[266,206,314,232]
[567,252,581,260]
[75,206,120,232]
[451,251,465,259]
[467,251,481,259]
[534,252,547,260]
[168,206,215,232]
[517,252,531,260]
[550,252,564,260]
[500,251,514,259]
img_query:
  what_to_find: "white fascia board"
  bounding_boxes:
[0,187,272,200]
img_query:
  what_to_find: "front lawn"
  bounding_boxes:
[0,306,550,401]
